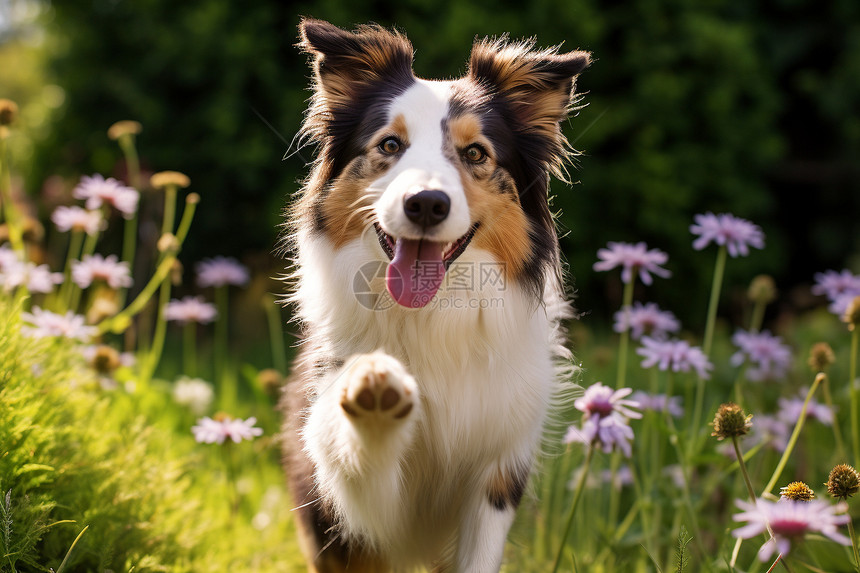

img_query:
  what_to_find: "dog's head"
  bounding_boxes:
[296,18,590,309]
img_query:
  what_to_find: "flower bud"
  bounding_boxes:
[748,274,777,305]
[107,120,142,140]
[0,99,18,126]
[150,170,191,190]
[779,481,815,502]
[711,402,752,441]
[827,464,860,499]
[843,296,860,331]
[808,342,835,373]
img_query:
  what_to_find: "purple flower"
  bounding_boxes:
[614,302,680,341]
[0,261,63,294]
[690,212,764,257]
[20,307,97,341]
[196,256,250,288]
[750,414,790,452]
[630,391,684,418]
[777,392,833,426]
[565,383,641,457]
[731,330,792,382]
[574,383,642,420]
[51,206,103,235]
[593,241,671,285]
[192,415,263,444]
[73,174,139,218]
[71,254,133,289]
[732,498,850,561]
[812,269,860,301]
[636,337,713,379]
[164,296,217,324]
[829,292,860,318]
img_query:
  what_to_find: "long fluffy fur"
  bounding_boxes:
[281,18,589,573]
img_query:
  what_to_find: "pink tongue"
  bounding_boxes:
[386,239,445,308]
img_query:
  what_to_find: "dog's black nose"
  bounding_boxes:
[403,190,450,228]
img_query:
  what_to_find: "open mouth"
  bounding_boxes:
[373,222,480,308]
[374,222,479,268]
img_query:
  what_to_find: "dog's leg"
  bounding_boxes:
[455,460,531,573]
[303,351,419,548]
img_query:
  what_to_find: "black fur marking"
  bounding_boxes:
[487,462,529,511]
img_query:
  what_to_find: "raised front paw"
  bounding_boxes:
[340,352,416,422]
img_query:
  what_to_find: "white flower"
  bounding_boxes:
[164,296,217,324]
[173,377,215,415]
[196,256,250,288]
[192,415,263,444]
[21,307,97,341]
[0,261,63,293]
[71,254,133,289]
[72,174,139,218]
[51,206,103,235]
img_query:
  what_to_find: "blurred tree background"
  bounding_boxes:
[2,0,859,327]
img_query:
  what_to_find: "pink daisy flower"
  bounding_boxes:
[565,383,642,457]
[72,174,139,218]
[20,307,97,341]
[593,241,671,285]
[690,212,765,257]
[1,261,63,294]
[636,337,713,379]
[51,206,103,235]
[732,498,850,561]
[192,415,263,444]
[731,330,792,382]
[71,254,133,289]
[196,256,250,288]
[630,391,684,418]
[164,296,217,324]
[812,269,860,301]
[614,302,680,340]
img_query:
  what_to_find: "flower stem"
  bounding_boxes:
[847,516,860,572]
[850,328,859,468]
[703,245,727,357]
[264,294,287,374]
[214,285,229,380]
[732,436,757,504]
[97,195,198,334]
[162,184,177,235]
[749,299,766,334]
[0,135,25,255]
[551,446,594,573]
[762,373,824,494]
[58,230,84,311]
[821,373,848,461]
[184,322,197,378]
[117,134,141,304]
[141,278,171,385]
[615,279,635,390]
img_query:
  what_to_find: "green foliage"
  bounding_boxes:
[0,297,302,572]
[675,525,691,572]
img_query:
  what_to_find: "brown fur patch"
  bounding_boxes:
[486,462,530,511]
[319,114,410,247]
[466,177,531,280]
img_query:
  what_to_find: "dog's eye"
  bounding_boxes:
[379,137,402,155]
[463,144,487,164]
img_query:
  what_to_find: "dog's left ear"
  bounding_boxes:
[468,38,591,132]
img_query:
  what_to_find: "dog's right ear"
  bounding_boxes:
[299,18,414,103]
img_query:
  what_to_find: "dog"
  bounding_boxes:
[281,18,590,572]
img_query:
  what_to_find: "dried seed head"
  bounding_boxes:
[0,99,18,126]
[748,274,777,305]
[170,259,184,286]
[808,342,836,373]
[157,233,180,254]
[257,368,284,398]
[87,288,120,324]
[843,296,860,331]
[91,345,121,374]
[827,464,860,499]
[150,170,190,190]
[186,192,200,204]
[711,402,753,441]
[780,481,815,502]
[107,120,142,140]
